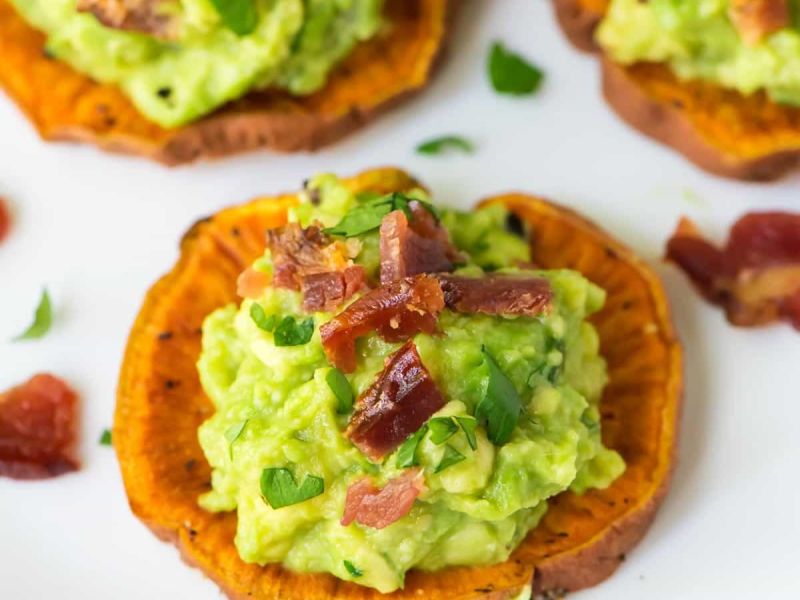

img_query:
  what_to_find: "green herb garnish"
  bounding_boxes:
[273,316,314,346]
[343,560,363,578]
[396,424,428,468]
[416,135,474,156]
[99,429,112,446]
[435,444,465,473]
[14,288,52,341]
[455,416,478,450]
[250,303,277,332]
[225,419,249,459]
[326,368,354,414]
[488,41,544,96]
[323,192,419,237]
[475,347,522,445]
[428,417,458,445]
[260,468,324,509]
[209,0,258,36]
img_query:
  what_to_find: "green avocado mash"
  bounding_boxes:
[598,0,800,106]
[10,0,382,127]
[196,175,625,593]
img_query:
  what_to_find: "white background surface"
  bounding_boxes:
[1,1,799,598]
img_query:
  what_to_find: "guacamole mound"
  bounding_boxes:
[196,175,625,593]
[598,0,800,106]
[10,0,383,127]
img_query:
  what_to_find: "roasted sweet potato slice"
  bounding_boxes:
[552,0,800,181]
[115,167,682,599]
[0,0,455,164]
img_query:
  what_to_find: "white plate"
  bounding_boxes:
[1,1,798,599]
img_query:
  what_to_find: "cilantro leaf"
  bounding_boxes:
[429,417,458,445]
[273,316,314,346]
[455,417,478,450]
[396,424,428,468]
[416,135,474,156]
[488,41,544,96]
[209,0,258,36]
[323,202,393,237]
[250,303,277,332]
[323,193,418,237]
[14,288,52,341]
[343,560,363,578]
[99,429,112,446]
[260,468,324,509]
[225,419,249,459]
[435,444,465,473]
[475,347,522,445]
[326,368,354,414]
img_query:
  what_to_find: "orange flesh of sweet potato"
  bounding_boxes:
[115,167,682,599]
[0,0,453,164]
[553,0,800,180]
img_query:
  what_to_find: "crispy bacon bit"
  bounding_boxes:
[379,203,462,284]
[320,275,445,372]
[267,222,363,311]
[341,468,425,529]
[666,213,800,330]
[437,274,553,317]
[236,267,270,299]
[346,341,445,461]
[301,266,366,312]
[77,0,178,39]
[0,196,9,244]
[729,0,790,45]
[0,374,79,480]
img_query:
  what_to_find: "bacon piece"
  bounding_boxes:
[379,203,462,284]
[236,267,270,299]
[728,0,790,45]
[320,275,445,372]
[0,374,80,480]
[666,213,800,330]
[267,222,363,311]
[437,274,552,317]
[0,196,9,244]
[341,468,425,529]
[301,266,366,312]
[77,0,178,39]
[346,341,445,461]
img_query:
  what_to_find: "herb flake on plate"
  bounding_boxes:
[488,41,544,95]
[416,135,474,156]
[14,288,52,341]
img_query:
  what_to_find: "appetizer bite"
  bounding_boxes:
[667,212,800,330]
[0,1,454,163]
[115,168,682,598]
[553,0,800,180]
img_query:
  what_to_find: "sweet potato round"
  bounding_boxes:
[552,0,800,181]
[0,1,455,164]
[115,167,682,598]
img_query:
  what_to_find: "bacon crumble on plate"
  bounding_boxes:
[320,275,445,372]
[0,374,80,480]
[341,468,425,529]
[0,196,10,244]
[346,341,445,461]
[666,212,800,330]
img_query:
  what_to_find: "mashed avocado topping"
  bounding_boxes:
[196,175,625,593]
[598,0,800,106]
[10,0,382,127]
